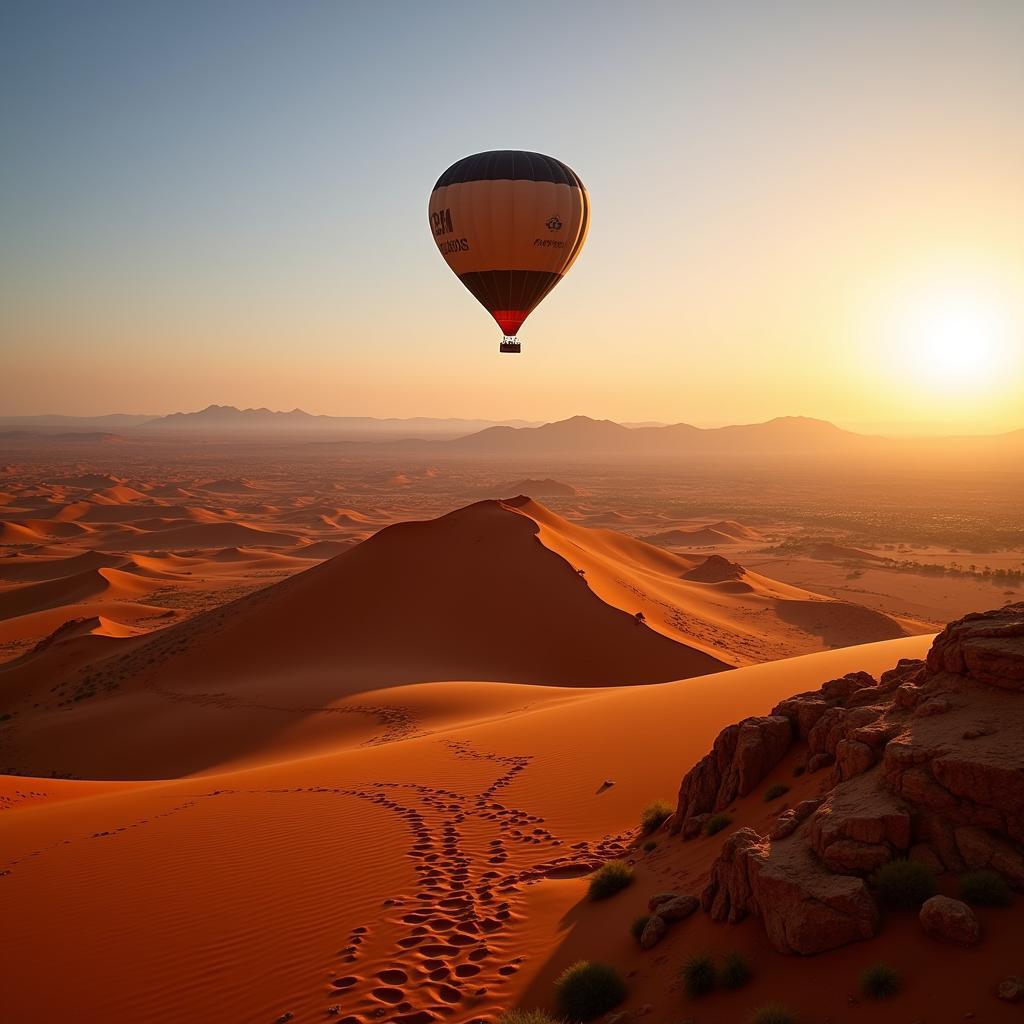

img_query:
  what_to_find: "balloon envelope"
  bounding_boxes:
[429,150,590,342]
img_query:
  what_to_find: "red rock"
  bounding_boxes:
[639,913,667,949]
[927,605,1024,689]
[672,716,791,834]
[676,605,1024,955]
[702,828,879,954]
[919,895,981,945]
[834,738,876,781]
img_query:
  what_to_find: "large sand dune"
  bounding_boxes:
[1,637,943,1024]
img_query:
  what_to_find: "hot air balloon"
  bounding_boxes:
[428,150,590,353]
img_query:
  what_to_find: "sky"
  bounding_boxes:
[2,0,1023,433]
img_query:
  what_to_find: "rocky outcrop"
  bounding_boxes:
[701,828,879,954]
[926,606,1024,689]
[671,716,792,833]
[677,604,1024,955]
[919,895,981,945]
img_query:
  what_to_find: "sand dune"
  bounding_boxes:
[0,600,173,644]
[0,636,938,1022]
[706,518,762,540]
[807,540,888,561]
[0,499,932,780]
[0,549,129,583]
[1,518,94,542]
[644,526,738,546]
[290,539,356,559]
[0,566,158,621]
[520,498,915,665]
[197,477,259,493]
[99,520,298,551]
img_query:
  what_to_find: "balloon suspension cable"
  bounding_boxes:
[499,336,521,354]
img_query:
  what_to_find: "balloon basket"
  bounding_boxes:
[499,337,521,354]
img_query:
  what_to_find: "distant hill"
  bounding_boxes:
[141,405,538,436]
[442,414,877,458]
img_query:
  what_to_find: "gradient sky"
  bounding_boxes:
[2,1,1023,432]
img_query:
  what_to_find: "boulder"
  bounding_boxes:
[657,894,699,922]
[996,977,1024,1003]
[701,828,879,955]
[647,891,679,912]
[919,895,981,945]
[639,913,667,949]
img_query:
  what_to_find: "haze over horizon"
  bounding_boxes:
[4,1,1023,432]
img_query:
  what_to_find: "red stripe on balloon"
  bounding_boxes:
[491,309,529,336]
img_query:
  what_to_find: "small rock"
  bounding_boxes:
[647,891,679,912]
[276,1014,293,1024]
[807,752,835,773]
[997,976,1024,1002]
[657,894,699,922]
[640,913,667,949]
[919,895,981,945]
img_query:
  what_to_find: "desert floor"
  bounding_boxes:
[2,437,1022,1022]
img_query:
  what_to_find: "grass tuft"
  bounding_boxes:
[860,962,901,999]
[681,953,716,997]
[587,860,634,901]
[959,869,1012,907]
[719,950,753,990]
[705,813,733,836]
[764,783,790,802]
[640,799,673,835]
[554,961,627,1021]
[497,1013,564,1024]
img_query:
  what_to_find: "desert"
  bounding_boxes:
[3,420,1024,1023]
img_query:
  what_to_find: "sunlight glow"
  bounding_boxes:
[882,275,1016,396]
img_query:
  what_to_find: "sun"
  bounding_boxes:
[888,277,1014,393]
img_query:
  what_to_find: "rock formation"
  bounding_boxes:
[672,604,1024,955]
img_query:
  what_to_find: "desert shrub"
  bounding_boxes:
[705,813,733,836]
[959,869,1012,906]
[630,915,651,944]
[640,799,673,834]
[554,961,627,1021]
[749,1005,797,1024]
[588,860,634,901]
[871,858,937,909]
[719,950,753,990]
[681,953,716,997]
[764,783,790,802]
[792,763,806,777]
[497,1013,564,1024]
[643,839,658,852]
[860,962,901,999]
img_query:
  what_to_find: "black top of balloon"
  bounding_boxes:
[433,150,585,190]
